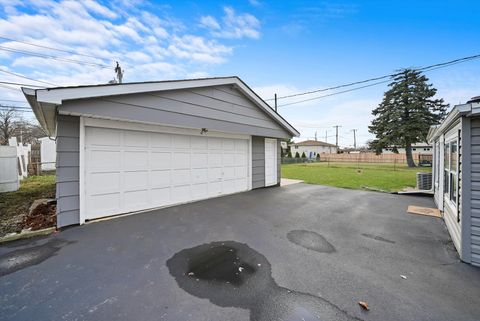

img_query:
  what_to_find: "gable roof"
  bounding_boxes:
[291,140,336,147]
[22,76,300,137]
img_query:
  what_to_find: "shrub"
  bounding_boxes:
[287,151,292,158]
[294,152,300,158]
[301,152,306,158]
[316,153,321,161]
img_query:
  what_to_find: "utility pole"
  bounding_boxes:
[274,93,277,112]
[325,130,328,143]
[115,61,124,84]
[333,125,341,149]
[351,129,357,149]
[315,131,317,141]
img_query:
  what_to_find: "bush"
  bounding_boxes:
[294,152,300,158]
[287,151,292,158]
[316,153,320,161]
[301,152,306,158]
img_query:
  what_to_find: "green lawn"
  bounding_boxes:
[281,162,431,192]
[0,174,56,236]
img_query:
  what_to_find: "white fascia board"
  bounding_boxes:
[430,104,472,141]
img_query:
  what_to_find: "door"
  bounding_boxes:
[84,126,250,220]
[265,138,277,186]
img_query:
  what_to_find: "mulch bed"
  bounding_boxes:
[23,202,57,231]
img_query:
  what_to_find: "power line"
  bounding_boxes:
[0,68,57,86]
[0,80,46,88]
[0,46,113,69]
[269,53,480,102]
[278,80,390,107]
[0,98,27,103]
[0,35,117,63]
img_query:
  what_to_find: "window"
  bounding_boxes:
[444,137,459,214]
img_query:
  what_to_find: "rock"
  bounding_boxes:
[29,199,49,216]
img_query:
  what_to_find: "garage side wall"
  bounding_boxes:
[56,115,80,227]
[252,136,265,189]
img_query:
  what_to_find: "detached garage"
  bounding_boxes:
[23,77,299,227]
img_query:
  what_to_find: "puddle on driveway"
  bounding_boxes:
[287,230,336,253]
[0,239,73,277]
[167,241,362,321]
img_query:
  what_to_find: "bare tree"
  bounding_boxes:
[0,108,16,145]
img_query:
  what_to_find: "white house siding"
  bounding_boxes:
[291,145,337,158]
[470,118,480,266]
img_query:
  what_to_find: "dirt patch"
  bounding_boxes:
[23,202,56,231]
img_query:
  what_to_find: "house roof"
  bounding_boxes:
[291,140,336,147]
[22,76,300,137]
[427,96,480,142]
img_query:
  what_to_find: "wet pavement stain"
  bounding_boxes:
[287,230,336,253]
[167,241,362,321]
[361,233,395,244]
[0,239,73,277]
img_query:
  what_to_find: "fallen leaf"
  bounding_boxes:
[358,301,370,311]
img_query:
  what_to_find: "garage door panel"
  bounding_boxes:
[172,169,190,186]
[223,139,235,150]
[191,153,208,168]
[89,150,121,171]
[172,185,190,202]
[124,171,148,190]
[192,168,208,183]
[124,190,148,210]
[124,130,148,147]
[173,135,190,148]
[209,181,222,196]
[151,133,171,148]
[150,152,171,170]
[87,193,120,216]
[223,167,235,180]
[87,127,121,146]
[191,136,207,149]
[173,152,190,169]
[85,126,250,220]
[124,151,149,170]
[88,172,120,194]
[208,153,222,167]
[208,138,222,150]
[208,167,222,182]
[151,187,170,205]
[222,153,235,167]
[150,170,171,188]
[192,183,208,199]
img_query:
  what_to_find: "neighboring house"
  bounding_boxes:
[382,142,433,154]
[427,95,480,267]
[23,77,299,228]
[38,137,56,171]
[290,140,337,158]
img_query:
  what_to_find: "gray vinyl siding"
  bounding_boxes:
[59,85,291,139]
[56,115,80,227]
[252,136,265,189]
[470,117,480,266]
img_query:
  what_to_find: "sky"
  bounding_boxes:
[0,0,479,147]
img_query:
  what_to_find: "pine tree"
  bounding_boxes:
[294,152,300,158]
[301,152,306,158]
[369,69,448,167]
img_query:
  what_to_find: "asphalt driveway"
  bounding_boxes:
[1,184,480,321]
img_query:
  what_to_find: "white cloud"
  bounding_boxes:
[200,7,261,39]
[199,16,220,30]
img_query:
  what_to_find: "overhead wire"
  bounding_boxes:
[0,68,57,86]
[269,53,480,106]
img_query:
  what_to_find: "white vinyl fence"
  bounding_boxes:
[0,146,19,192]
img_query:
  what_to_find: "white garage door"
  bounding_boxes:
[84,127,250,220]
